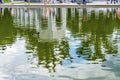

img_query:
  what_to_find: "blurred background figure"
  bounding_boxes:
[11,0,14,4]
[107,0,109,4]
[44,0,52,4]
[47,0,51,3]
[25,0,28,2]
[44,0,47,4]
[0,8,2,17]
[83,0,86,4]
[0,8,4,18]
[107,8,110,18]
[82,8,87,21]
[110,0,117,4]
[0,0,4,3]
[77,0,82,4]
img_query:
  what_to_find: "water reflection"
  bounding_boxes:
[67,8,120,61]
[0,7,120,80]
[0,8,16,53]
[11,8,69,72]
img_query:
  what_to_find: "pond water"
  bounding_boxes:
[0,7,120,80]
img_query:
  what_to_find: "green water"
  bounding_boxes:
[0,8,120,80]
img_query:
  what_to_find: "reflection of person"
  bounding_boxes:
[43,7,51,19]
[52,8,56,17]
[82,8,87,21]
[111,8,117,18]
[0,8,2,17]
[25,8,30,18]
[0,8,4,17]
[10,8,14,16]
[43,7,47,18]
[107,8,110,18]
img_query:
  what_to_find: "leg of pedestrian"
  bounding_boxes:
[114,0,116,4]
[28,0,30,5]
[11,0,14,4]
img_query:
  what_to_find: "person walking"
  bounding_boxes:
[25,0,27,2]
[111,0,117,4]
[11,0,14,4]
[77,0,82,4]
[83,0,86,4]
[0,0,4,3]
[77,0,86,4]
[25,0,30,5]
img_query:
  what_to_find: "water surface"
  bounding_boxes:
[0,7,120,80]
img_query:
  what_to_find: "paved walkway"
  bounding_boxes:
[0,1,120,8]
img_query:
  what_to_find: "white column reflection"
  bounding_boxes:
[12,8,66,42]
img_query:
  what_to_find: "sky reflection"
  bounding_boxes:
[0,8,120,80]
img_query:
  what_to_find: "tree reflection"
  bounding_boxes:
[36,39,69,72]
[0,8,16,52]
[25,36,70,72]
[13,8,70,72]
[67,8,80,34]
[4,7,119,72]
[67,8,119,62]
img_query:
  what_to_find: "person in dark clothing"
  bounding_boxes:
[0,0,3,3]
[25,0,27,2]
[83,0,86,4]
[111,0,117,4]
